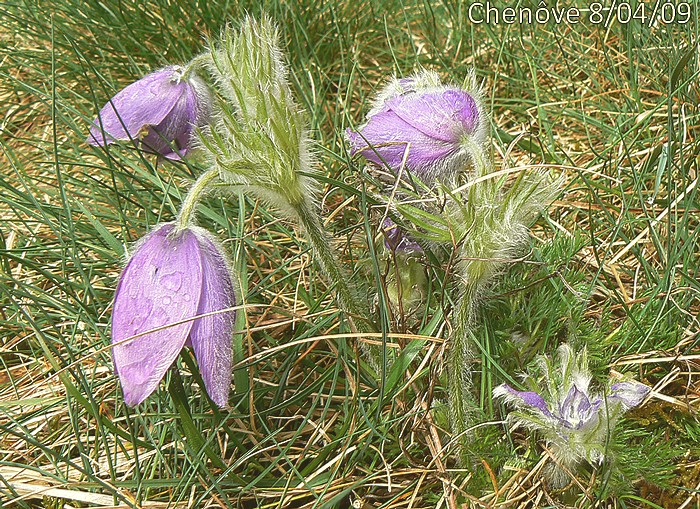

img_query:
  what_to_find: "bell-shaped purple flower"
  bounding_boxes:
[89,66,211,160]
[346,72,484,181]
[111,222,236,407]
[608,381,651,408]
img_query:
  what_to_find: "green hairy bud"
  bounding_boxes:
[450,143,562,292]
[199,16,316,216]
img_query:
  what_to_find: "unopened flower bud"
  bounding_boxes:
[381,218,422,253]
[199,18,316,215]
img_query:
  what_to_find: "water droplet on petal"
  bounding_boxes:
[160,271,183,291]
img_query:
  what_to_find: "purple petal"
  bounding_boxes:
[87,66,211,159]
[347,86,480,179]
[576,391,592,414]
[112,223,203,406]
[141,76,204,160]
[189,231,236,407]
[610,382,650,408]
[386,89,479,142]
[346,110,457,172]
[576,399,602,431]
[559,384,605,430]
[560,384,590,416]
[89,67,185,144]
[494,384,554,418]
[140,94,191,159]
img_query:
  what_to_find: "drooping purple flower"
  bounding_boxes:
[88,66,211,160]
[346,72,483,181]
[493,344,650,486]
[111,222,236,407]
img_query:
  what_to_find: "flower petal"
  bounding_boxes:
[88,67,185,146]
[386,89,479,142]
[347,110,456,171]
[559,384,591,420]
[189,231,236,407]
[141,78,202,159]
[111,223,203,406]
[609,381,650,408]
[382,218,422,253]
[494,384,554,418]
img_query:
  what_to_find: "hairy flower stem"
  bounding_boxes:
[176,169,221,230]
[448,281,480,460]
[180,53,211,80]
[447,139,496,459]
[294,201,375,336]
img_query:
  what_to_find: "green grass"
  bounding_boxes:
[1,0,699,507]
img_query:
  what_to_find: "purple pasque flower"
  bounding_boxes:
[111,222,236,407]
[346,71,484,182]
[493,344,650,486]
[89,66,211,160]
[495,382,610,435]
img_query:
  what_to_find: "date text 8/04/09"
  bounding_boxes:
[467,1,691,27]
